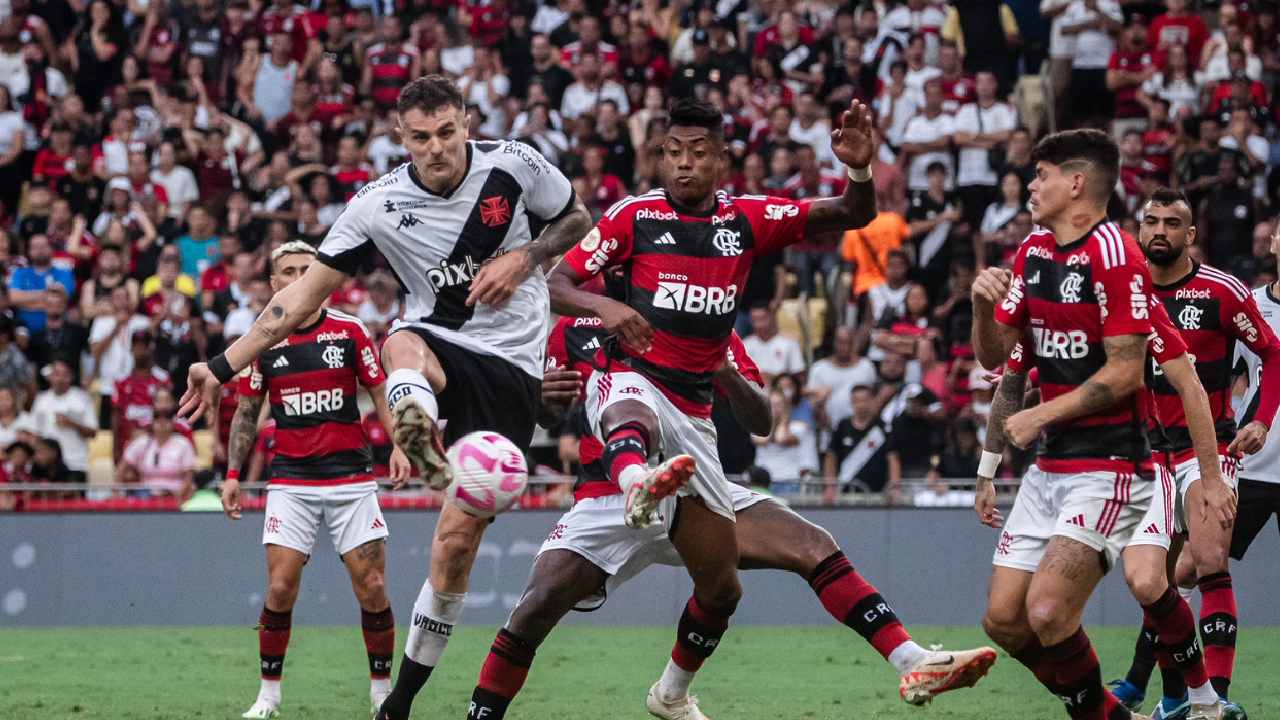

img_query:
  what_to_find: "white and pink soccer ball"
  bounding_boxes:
[445,431,529,519]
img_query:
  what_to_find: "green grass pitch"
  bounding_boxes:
[2,625,1277,719]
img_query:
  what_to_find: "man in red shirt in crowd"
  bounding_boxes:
[619,22,672,89]
[363,16,421,112]
[1108,19,1156,135]
[561,14,619,72]
[112,330,171,462]
[331,135,375,200]
[1148,0,1208,65]
[938,42,976,113]
[258,0,319,66]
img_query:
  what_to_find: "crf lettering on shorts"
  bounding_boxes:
[281,388,346,416]
[1031,327,1089,360]
[653,282,738,315]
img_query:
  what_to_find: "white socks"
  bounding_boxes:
[370,676,391,697]
[656,659,696,702]
[1178,585,1196,603]
[387,368,439,422]
[889,641,931,675]
[256,678,281,705]
[618,464,647,495]
[403,579,465,667]
[1188,681,1219,705]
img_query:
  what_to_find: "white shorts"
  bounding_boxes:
[1172,453,1240,534]
[584,369,735,521]
[538,483,771,611]
[992,465,1155,572]
[1128,461,1176,551]
[262,482,388,557]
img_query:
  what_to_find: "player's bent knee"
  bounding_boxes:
[600,401,659,444]
[432,530,482,586]
[356,569,388,607]
[696,575,742,616]
[1025,598,1075,643]
[1124,565,1167,606]
[266,576,301,609]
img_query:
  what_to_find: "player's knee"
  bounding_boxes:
[506,584,564,647]
[696,574,742,616]
[357,569,388,607]
[1025,598,1074,643]
[266,576,300,608]
[601,403,659,446]
[981,607,1026,651]
[432,531,481,585]
[1124,565,1167,606]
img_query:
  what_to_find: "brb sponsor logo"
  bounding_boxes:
[1032,327,1089,360]
[653,273,738,315]
[764,203,798,220]
[281,388,346,416]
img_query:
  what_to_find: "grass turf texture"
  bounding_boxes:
[1,625,1277,719]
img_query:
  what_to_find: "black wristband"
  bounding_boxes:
[209,353,236,385]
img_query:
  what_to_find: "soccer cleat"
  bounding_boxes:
[1188,701,1224,720]
[392,397,451,490]
[898,646,998,706]
[1220,700,1247,720]
[625,455,696,529]
[370,687,391,718]
[1109,678,1147,712]
[1152,697,1191,720]
[646,681,710,720]
[241,698,280,719]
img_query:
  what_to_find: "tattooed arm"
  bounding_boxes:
[1004,333,1147,449]
[220,393,265,520]
[975,370,1026,527]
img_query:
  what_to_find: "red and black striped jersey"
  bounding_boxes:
[996,220,1155,474]
[1148,262,1280,462]
[545,315,762,502]
[366,42,419,109]
[240,309,383,486]
[559,190,810,418]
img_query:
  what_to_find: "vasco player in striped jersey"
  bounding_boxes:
[982,293,1230,720]
[181,76,594,720]
[969,129,1165,720]
[1106,189,1278,720]
[547,98,985,718]
[461,299,995,720]
[219,242,411,720]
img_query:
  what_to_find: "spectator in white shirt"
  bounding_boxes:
[952,71,1017,228]
[1041,0,1078,130]
[30,360,97,482]
[753,388,821,491]
[788,92,835,168]
[0,386,35,448]
[89,285,153,420]
[805,326,877,428]
[901,78,955,193]
[1060,0,1124,128]
[884,0,948,66]
[458,46,511,140]
[742,305,807,386]
[901,33,942,100]
[356,271,402,339]
[151,141,199,222]
[118,390,195,500]
[560,51,629,121]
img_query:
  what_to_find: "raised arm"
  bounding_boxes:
[970,267,1023,369]
[1160,353,1236,528]
[804,100,878,236]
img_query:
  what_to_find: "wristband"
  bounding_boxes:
[209,353,236,385]
[977,450,1002,480]
[847,165,873,183]
[225,468,240,482]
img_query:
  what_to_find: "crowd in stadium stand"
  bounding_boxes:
[0,0,1276,509]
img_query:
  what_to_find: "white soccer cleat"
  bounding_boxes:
[624,455,696,529]
[898,646,998,706]
[392,397,452,490]
[646,681,710,720]
[241,697,280,719]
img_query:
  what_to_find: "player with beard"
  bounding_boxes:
[1106,189,1280,720]
[545,98,893,718]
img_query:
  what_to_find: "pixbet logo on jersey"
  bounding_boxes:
[426,254,500,291]
[281,388,346,416]
[653,272,737,315]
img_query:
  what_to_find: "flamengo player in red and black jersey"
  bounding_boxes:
[1107,189,1277,718]
[546,98,985,719]
[460,309,995,720]
[985,292,1229,720]
[219,242,410,720]
[970,129,1165,720]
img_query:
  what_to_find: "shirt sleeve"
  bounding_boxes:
[558,202,636,281]
[1147,296,1188,364]
[316,187,376,275]
[545,319,570,370]
[353,320,384,388]
[240,361,265,398]
[501,140,576,222]
[993,242,1030,330]
[1094,234,1154,338]
[738,195,814,255]
[1226,288,1280,427]
[727,330,764,386]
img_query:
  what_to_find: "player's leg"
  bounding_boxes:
[1110,534,1186,712]
[1183,464,1239,702]
[341,540,395,712]
[380,330,450,486]
[466,549,608,720]
[733,498,995,705]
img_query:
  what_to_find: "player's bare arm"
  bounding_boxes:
[975,370,1027,528]
[1004,333,1147,449]
[368,383,411,489]
[180,262,347,419]
[547,265,655,353]
[803,100,878,236]
[466,195,592,308]
[970,267,1022,369]
[1160,354,1237,528]
[222,393,265,520]
[712,356,771,436]
[537,367,582,428]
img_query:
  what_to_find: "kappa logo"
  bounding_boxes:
[321,344,345,370]
[272,356,289,369]
[1178,304,1205,330]
[397,213,422,232]
[654,232,676,245]
[712,228,742,256]
[479,195,512,227]
[1060,272,1083,303]
[764,203,798,220]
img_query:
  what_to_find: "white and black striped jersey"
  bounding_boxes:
[1237,284,1280,485]
[317,140,575,378]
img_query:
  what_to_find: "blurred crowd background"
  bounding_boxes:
[0,0,1276,509]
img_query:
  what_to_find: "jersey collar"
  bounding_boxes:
[663,188,718,218]
[408,144,473,200]
[1054,217,1110,253]
[1153,261,1200,292]
[293,308,328,336]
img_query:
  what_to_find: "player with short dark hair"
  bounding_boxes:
[544,97,907,718]
[970,128,1161,720]
[220,241,411,719]
[183,74,593,720]
[460,310,996,720]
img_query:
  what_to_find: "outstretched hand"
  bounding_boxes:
[179,362,221,422]
[830,99,876,170]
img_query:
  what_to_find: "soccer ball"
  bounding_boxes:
[445,431,529,519]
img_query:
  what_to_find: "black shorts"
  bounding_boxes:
[398,326,541,452]
[1229,478,1280,560]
